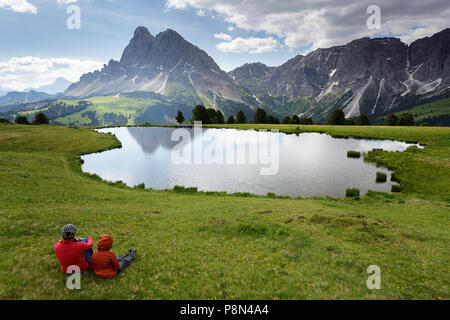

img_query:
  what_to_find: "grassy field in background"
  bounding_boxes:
[52,96,155,125]
[392,97,450,122]
[0,123,448,299]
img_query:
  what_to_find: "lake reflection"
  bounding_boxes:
[81,127,420,198]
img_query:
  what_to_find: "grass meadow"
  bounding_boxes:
[0,123,448,299]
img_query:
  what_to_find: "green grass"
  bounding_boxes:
[0,123,449,300]
[392,185,403,193]
[53,96,157,125]
[347,151,361,159]
[393,97,450,122]
[345,188,360,198]
[376,172,387,183]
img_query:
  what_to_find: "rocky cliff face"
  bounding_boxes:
[230,28,450,119]
[67,26,449,120]
[66,27,251,108]
[229,62,276,95]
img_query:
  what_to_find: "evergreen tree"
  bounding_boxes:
[328,108,346,125]
[226,115,236,124]
[398,112,415,126]
[253,108,268,123]
[357,113,371,125]
[282,116,291,124]
[175,110,185,124]
[386,114,398,126]
[290,115,300,125]
[236,110,247,124]
[267,115,280,124]
[15,115,30,125]
[32,112,49,125]
[191,105,211,124]
[214,110,225,124]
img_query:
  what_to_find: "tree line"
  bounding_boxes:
[11,100,91,126]
[327,108,415,126]
[176,105,313,125]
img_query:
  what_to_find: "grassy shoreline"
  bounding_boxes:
[0,123,448,299]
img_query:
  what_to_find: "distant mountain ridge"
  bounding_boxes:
[0,90,53,106]
[66,27,254,111]
[230,28,450,120]
[65,26,450,121]
[31,77,72,95]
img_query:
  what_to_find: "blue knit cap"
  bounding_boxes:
[61,224,77,240]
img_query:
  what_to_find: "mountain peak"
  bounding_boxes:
[120,26,155,66]
[155,28,185,43]
[66,26,245,106]
[134,26,152,38]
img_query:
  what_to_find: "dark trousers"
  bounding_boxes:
[116,256,133,274]
[79,238,93,265]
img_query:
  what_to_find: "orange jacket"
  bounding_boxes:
[89,235,120,278]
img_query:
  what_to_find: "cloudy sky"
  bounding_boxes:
[0,0,449,91]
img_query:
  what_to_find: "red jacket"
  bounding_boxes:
[54,238,93,273]
[90,235,120,278]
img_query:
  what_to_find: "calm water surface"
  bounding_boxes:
[81,127,421,198]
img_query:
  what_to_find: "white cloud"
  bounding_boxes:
[0,56,103,91]
[56,0,77,5]
[214,32,232,41]
[216,37,279,54]
[0,0,37,14]
[166,0,450,52]
[196,9,206,16]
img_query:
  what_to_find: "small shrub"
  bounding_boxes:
[347,151,361,158]
[135,183,145,189]
[110,180,127,188]
[32,112,49,125]
[231,192,251,197]
[267,192,276,198]
[0,118,10,124]
[15,115,30,125]
[376,172,387,183]
[173,185,198,193]
[391,185,402,193]
[346,188,360,198]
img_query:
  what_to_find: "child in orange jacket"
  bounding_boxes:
[90,234,136,278]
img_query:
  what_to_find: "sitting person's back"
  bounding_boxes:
[54,224,93,273]
[90,234,136,278]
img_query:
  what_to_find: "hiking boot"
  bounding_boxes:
[131,249,137,258]
[124,248,133,257]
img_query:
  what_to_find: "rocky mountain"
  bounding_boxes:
[230,28,450,120]
[0,90,53,106]
[32,77,72,95]
[229,62,276,94]
[66,26,449,122]
[66,27,254,112]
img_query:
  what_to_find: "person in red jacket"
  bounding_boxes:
[54,224,93,273]
[90,234,137,278]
